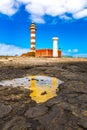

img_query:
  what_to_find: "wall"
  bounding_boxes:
[21,49,62,57]
[36,49,62,57]
[36,49,52,57]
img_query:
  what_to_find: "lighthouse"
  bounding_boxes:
[30,23,37,52]
[22,23,62,57]
[52,37,58,57]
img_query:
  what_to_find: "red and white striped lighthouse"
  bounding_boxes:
[30,23,36,52]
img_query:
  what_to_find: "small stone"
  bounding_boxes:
[0,103,12,118]
[25,105,48,118]
[3,116,31,130]
[82,110,87,116]
[41,79,44,81]
[41,91,47,95]
[31,78,36,80]
[79,118,87,129]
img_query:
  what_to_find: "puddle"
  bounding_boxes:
[0,76,63,103]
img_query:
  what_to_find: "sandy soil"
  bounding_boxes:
[0,57,87,130]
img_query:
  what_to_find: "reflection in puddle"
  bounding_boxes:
[0,76,63,103]
[30,76,62,103]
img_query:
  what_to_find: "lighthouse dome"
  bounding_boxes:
[30,23,37,30]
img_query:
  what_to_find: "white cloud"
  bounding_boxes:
[68,49,72,52]
[0,43,29,56]
[24,0,67,22]
[45,4,66,16]
[64,0,87,13]
[17,0,31,4]
[74,53,87,58]
[30,15,45,23]
[73,49,78,53]
[63,49,87,58]
[63,49,79,57]
[0,0,87,23]
[25,3,45,16]
[25,2,45,23]
[68,49,78,53]
[73,9,87,19]
[18,0,87,23]
[63,52,87,58]
[0,0,19,16]
[60,15,72,20]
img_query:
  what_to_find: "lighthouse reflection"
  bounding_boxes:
[29,76,62,103]
[0,75,63,103]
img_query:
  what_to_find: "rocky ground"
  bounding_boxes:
[0,57,87,130]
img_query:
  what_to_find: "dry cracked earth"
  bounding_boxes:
[0,57,87,130]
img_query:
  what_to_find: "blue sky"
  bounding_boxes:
[0,0,87,57]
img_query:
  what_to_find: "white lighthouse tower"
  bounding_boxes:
[30,23,36,52]
[52,37,58,57]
